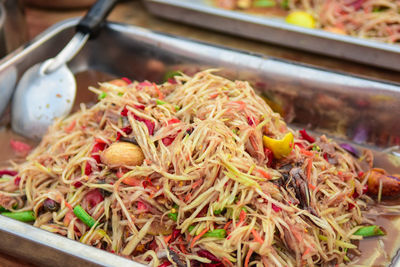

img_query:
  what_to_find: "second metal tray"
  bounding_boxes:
[144,0,400,72]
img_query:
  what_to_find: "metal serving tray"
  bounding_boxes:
[1,18,400,266]
[144,0,400,72]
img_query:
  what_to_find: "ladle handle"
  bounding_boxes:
[76,0,119,37]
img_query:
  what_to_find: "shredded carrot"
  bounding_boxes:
[251,229,264,245]
[302,247,311,258]
[190,227,209,248]
[292,228,302,242]
[209,93,219,99]
[153,82,164,100]
[224,220,232,231]
[191,179,203,189]
[245,249,253,267]
[164,234,172,244]
[184,193,192,202]
[64,120,76,133]
[179,237,188,254]
[231,100,247,111]
[257,169,271,179]
[236,209,247,227]
[300,149,314,157]
[307,158,313,181]
[308,183,316,190]
[64,201,73,210]
[222,257,234,267]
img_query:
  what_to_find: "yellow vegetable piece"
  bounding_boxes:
[285,11,316,29]
[263,132,294,159]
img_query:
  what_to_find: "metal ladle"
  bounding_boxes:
[11,0,118,139]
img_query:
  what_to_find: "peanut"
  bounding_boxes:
[101,142,144,168]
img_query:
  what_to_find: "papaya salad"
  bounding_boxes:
[0,69,400,266]
[215,0,400,44]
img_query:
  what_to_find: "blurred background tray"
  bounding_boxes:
[144,0,400,72]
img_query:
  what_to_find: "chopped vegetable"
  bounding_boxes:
[1,211,35,222]
[98,92,107,100]
[156,99,167,105]
[0,170,18,177]
[340,143,358,157]
[354,225,385,237]
[167,204,179,221]
[299,129,315,143]
[202,229,227,238]
[0,206,8,212]
[253,0,275,7]
[285,11,316,28]
[163,70,182,82]
[73,205,97,228]
[263,132,294,159]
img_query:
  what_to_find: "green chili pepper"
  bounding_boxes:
[156,99,167,105]
[202,229,227,238]
[253,0,276,7]
[214,209,225,215]
[98,92,107,100]
[73,205,97,228]
[1,211,35,222]
[312,145,321,152]
[163,70,182,82]
[167,204,179,221]
[354,225,385,237]
[167,212,178,221]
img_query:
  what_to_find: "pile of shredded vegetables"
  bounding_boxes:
[0,70,397,266]
[215,0,400,44]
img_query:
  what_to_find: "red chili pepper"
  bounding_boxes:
[0,170,18,177]
[352,184,368,199]
[84,189,104,209]
[171,228,181,242]
[348,203,355,210]
[323,153,329,161]
[116,126,133,141]
[299,129,315,143]
[197,250,220,262]
[247,116,259,126]
[84,163,92,175]
[134,115,155,135]
[121,77,132,84]
[162,136,176,146]
[168,78,177,84]
[121,107,129,116]
[137,201,148,211]
[294,142,305,149]
[158,262,172,267]
[167,118,181,125]
[91,142,107,163]
[358,171,364,178]
[263,147,274,168]
[271,203,282,212]
[73,181,83,188]
[14,176,21,186]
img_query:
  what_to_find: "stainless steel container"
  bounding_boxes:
[0,18,400,266]
[0,0,28,58]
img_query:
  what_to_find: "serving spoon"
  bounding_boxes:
[11,0,118,140]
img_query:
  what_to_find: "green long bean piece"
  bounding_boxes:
[1,211,35,222]
[73,205,97,228]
